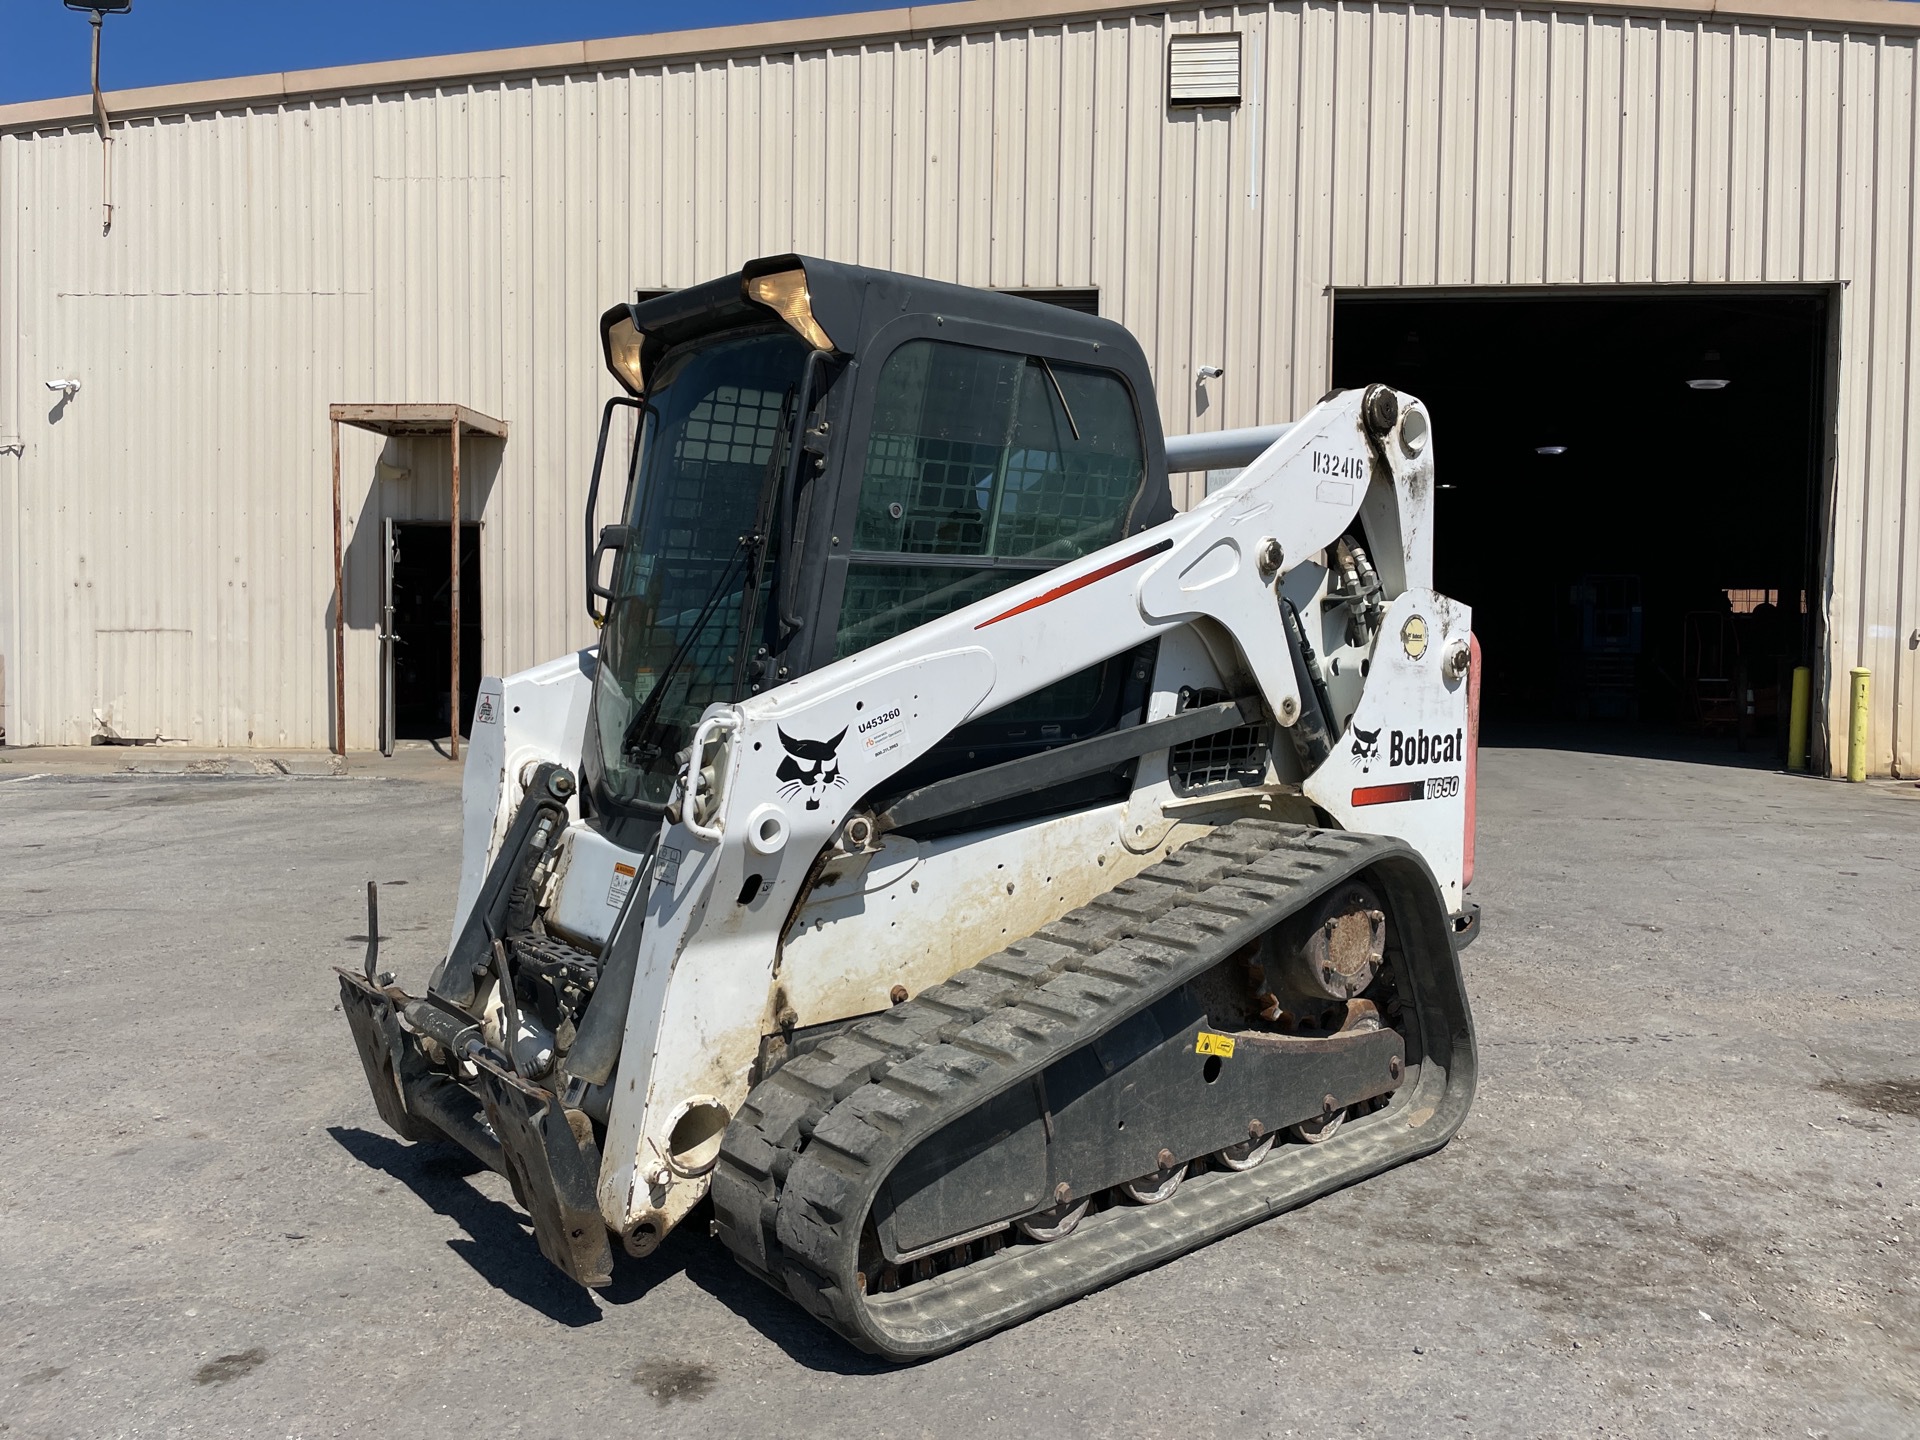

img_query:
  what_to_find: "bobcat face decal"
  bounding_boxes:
[776,727,848,810]
[1350,725,1382,772]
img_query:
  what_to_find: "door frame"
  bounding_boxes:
[379,517,398,757]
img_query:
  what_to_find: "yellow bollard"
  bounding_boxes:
[1848,667,1871,782]
[1787,666,1811,772]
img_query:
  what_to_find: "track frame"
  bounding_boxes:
[712,818,1476,1358]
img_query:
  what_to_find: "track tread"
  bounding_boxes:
[709,818,1469,1357]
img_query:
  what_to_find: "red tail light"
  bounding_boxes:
[1463,635,1481,889]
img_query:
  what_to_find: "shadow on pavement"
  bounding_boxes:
[672,1219,897,1376]
[1481,721,1783,771]
[330,1125,680,1325]
[328,1124,894,1368]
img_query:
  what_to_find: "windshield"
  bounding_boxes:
[591,328,812,808]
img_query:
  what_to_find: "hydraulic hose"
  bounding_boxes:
[1279,597,1335,772]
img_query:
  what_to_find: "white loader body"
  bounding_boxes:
[451,387,1470,1250]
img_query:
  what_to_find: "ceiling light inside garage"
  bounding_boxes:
[1687,349,1730,390]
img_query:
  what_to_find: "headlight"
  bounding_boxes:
[744,267,834,352]
[601,307,645,395]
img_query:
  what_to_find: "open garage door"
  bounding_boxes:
[1333,290,1830,764]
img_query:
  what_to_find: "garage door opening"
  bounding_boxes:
[1332,290,1829,762]
[388,521,481,744]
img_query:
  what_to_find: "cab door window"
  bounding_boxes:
[836,339,1146,662]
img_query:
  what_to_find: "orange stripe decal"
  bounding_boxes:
[974,539,1173,629]
[1352,780,1425,806]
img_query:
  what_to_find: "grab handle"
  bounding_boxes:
[682,712,739,842]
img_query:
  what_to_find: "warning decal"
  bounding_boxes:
[606,861,637,908]
[653,846,682,889]
[1194,1032,1236,1059]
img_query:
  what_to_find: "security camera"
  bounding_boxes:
[45,379,81,397]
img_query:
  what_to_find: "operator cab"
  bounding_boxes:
[582,255,1173,842]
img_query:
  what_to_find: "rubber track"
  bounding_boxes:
[710,818,1469,1358]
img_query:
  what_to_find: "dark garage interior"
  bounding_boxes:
[1332,290,1829,758]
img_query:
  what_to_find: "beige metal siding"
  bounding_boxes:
[1,2,1916,771]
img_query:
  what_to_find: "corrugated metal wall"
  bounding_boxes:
[1,3,1915,770]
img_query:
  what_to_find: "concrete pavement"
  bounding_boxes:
[1,746,1915,1438]
[0,740,462,783]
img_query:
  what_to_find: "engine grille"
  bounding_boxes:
[1167,687,1269,795]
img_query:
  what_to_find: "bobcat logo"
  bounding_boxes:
[776,727,848,810]
[1350,725,1382,772]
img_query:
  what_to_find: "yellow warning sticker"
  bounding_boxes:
[1194,1032,1236,1059]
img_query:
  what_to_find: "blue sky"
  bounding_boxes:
[0,1,892,105]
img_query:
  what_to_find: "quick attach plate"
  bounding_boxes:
[470,1053,615,1288]
[336,969,443,1144]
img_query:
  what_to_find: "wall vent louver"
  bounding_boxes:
[1168,33,1242,107]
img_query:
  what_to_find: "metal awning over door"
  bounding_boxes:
[328,403,508,759]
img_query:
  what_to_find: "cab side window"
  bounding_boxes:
[835,339,1145,658]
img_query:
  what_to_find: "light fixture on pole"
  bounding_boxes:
[64,0,132,235]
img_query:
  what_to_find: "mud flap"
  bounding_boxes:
[471,1055,615,1288]
[337,970,444,1144]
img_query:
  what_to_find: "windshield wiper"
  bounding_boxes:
[618,534,755,767]
[1037,356,1081,441]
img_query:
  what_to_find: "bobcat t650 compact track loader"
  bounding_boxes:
[338,257,1479,1359]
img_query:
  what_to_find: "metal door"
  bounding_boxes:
[379,518,398,757]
